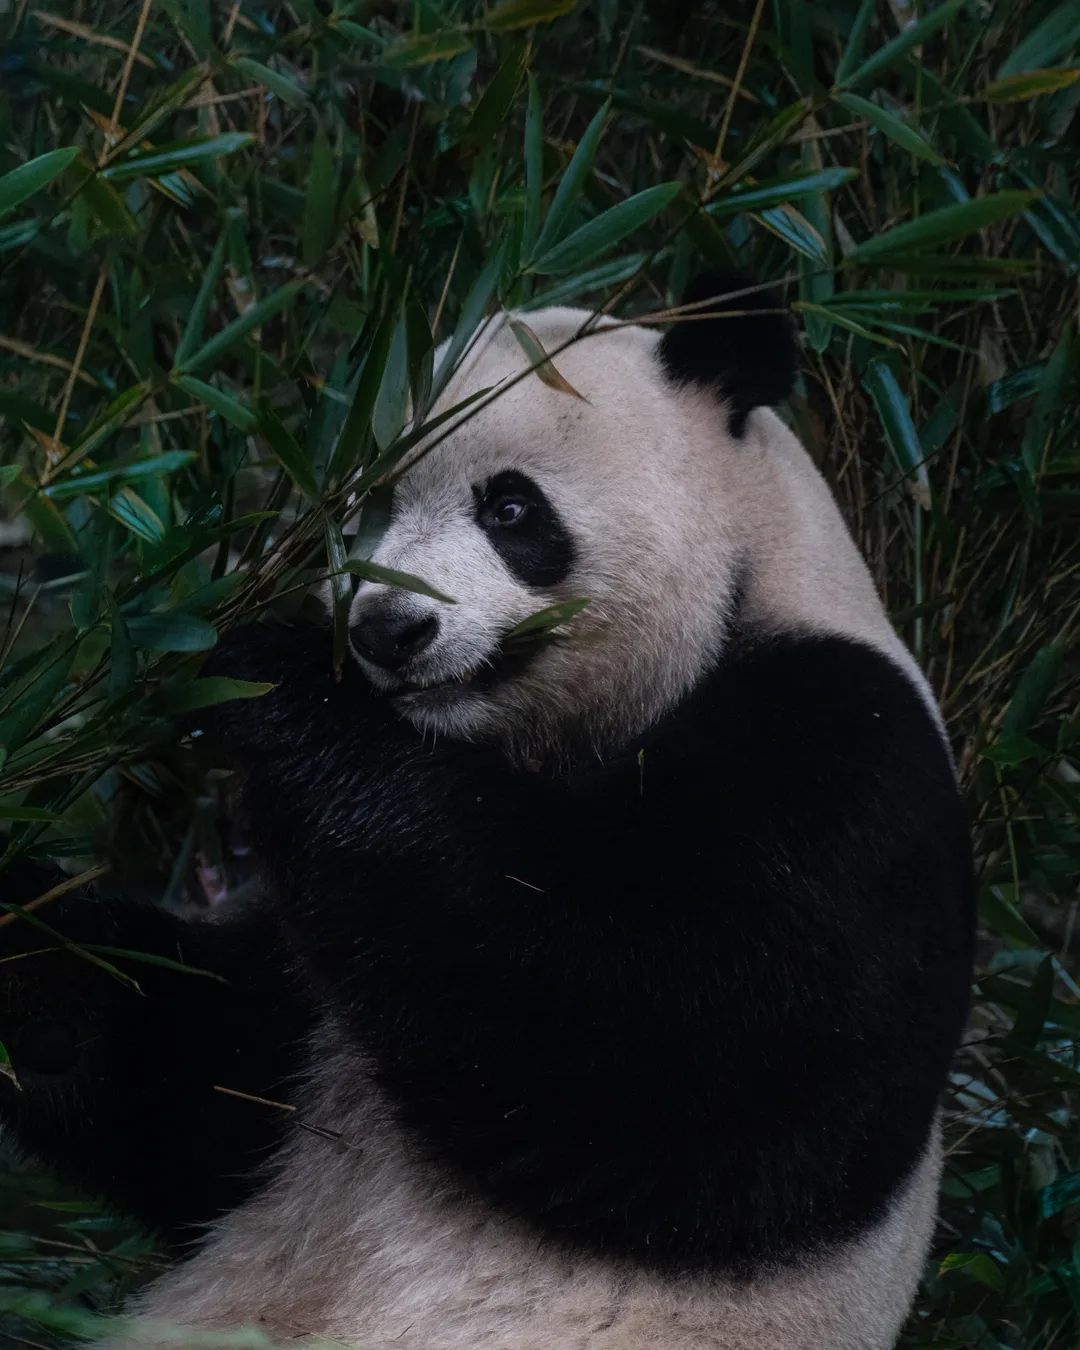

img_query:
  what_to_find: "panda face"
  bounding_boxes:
[347,308,746,757]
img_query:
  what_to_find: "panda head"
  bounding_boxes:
[348,274,798,759]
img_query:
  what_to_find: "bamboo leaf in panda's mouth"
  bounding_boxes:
[502,598,591,646]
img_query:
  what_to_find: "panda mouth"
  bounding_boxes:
[393,641,538,700]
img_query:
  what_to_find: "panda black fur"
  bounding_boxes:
[0,275,973,1350]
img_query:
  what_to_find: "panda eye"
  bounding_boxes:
[491,498,528,527]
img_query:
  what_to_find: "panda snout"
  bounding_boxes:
[350,609,439,672]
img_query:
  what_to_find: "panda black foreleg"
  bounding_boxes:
[205,623,971,1272]
[0,860,310,1238]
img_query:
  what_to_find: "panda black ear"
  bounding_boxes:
[657,271,798,438]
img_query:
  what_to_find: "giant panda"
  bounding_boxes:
[0,274,973,1350]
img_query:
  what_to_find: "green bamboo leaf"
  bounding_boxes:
[1002,645,1066,737]
[108,487,167,543]
[849,190,1041,262]
[483,0,576,30]
[109,604,135,702]
[838,0,965,90]
[176,277,307,376]
[372,317,410,451]
[834,0,878,86]
[707,167,857,218]
[0,148,79,220]
[523,73,544,260]
[331,309,397,481]
[0,219,39,252]
[344,560,457,604]
[979,884,1042,945]
[713,100,811,191]
[0,904,142,992]
[998,0,1080,77]
[756,204,828,263]
[0,804,61,822]
[983,67,1080,101]
[174,230,227,370]
[503,597,589,640]
[529,100,609,263]
[63,384,150,464]
[125,613,218,652]
[0,645,76,752]
[530,181,679,274]
[939,1252,1005,1296]
[74,165,140,236]
[834,92,945,163]
[863,358,932,507]
[325,520,352,677]
[520,253,646,309]
[0,466,22,489]
[47,451,197,501]
[3,473,80,553]
[171,376,256,431]
[232,57,309,106]
[257,405,319,500]
[427,246,504,408]
[155,677,274,714]
[112,65,208,155]
[1022,325,1076,474]
[102,134,255,184]
[302,126,337,267]
[467,43,529,150]
[378,31,473,67]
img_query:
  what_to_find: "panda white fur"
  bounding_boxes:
[0,275,972,1350]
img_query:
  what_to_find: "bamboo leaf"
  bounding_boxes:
[484,0,576,30]
[174,229,228,370]
[523,72,544,260]
[849,191,1041,262]
[706,167,857,218]
[107,487,167,543]
[467,43,529,150]
[834,92,945,163]
[343,559,457,604]
[257,406,320,500]
[834,0,878,86]
[503,597,590,640]
[101,134,255,184]
[232,57,309,107]
[171,376,256,431]
[325,520,352,677]
[530,182,679,273]
[155,677,274,713]
[756,204,828,262]
[529,100,609,263]
[510,320,587,399]
[998,0,1080,77]
[983,67,1080,101]
[378,31,474,67]
[838,0,965,90]
[125,613,218,651]
[175,278,307,376]
[863,358,932,508]
[302,127,337,267]
[0,148,80,221]
[427,247,504,408]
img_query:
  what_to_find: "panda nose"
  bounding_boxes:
[350,612,439,672]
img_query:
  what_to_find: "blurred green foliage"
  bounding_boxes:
[0,0,1079,1344]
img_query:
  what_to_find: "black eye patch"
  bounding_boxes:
[473,470,575,590]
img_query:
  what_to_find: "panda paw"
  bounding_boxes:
[195,621,381,759]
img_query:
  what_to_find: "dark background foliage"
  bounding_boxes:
[0,0,1079,1344]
